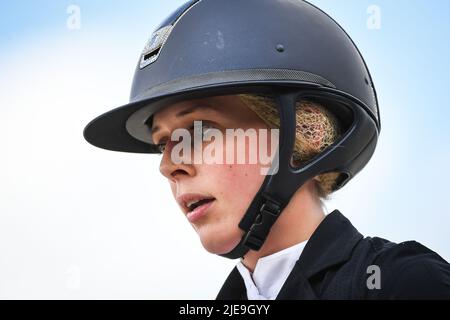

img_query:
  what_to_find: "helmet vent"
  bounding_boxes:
[143,47,161,63]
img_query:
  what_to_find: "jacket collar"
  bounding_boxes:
[295,209,363,279]
[216,209,363,300]
[275,209,363,299]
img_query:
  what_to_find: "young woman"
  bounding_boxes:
[84,0,450,299]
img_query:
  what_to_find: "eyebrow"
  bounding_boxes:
[151,105,205,135]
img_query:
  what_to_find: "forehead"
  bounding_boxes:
[152,95,244,125]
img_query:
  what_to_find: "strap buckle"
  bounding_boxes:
[243,199,281,251]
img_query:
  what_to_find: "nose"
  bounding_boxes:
[159,140,195,181]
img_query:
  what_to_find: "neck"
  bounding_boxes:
[241,181,325,273]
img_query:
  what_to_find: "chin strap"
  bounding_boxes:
[219,89,299,260]
[218,87,375,260]
[219,197,282,259]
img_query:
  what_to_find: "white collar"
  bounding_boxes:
[236,240,308,300]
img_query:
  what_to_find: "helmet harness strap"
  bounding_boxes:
[219,88,375,259]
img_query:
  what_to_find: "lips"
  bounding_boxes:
[176,193,216,217]
[186,198,215,223]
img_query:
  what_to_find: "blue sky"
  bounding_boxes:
[2,0,449,132]
[0,0,449,299]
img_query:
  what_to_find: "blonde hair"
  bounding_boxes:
[238,94,343,201]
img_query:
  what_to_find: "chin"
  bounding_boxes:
[198,228,243,255]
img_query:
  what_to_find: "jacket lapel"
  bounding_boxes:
[275,263,319,299]
[216,210,363,300]
[216,266,248,300]
[276,210,364,299]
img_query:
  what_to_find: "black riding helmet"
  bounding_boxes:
[83,0,380,259]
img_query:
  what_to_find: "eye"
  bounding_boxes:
[156,138,167,154]
[189,121,216,138]
[156,142,166,154]
[155,121,217,154]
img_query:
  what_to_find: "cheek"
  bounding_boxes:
[206,163,265,210]
[198,133,273,211]
[194,163,265,254]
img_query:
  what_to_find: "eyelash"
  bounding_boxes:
[156,143,166,154]
[156,121,215,154]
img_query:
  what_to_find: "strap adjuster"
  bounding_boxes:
[243,199,281,251]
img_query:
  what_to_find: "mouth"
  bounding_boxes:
[177,193,216,223]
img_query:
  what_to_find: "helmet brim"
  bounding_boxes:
[83,80,315,154]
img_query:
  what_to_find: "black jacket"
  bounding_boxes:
[216,210,450,299]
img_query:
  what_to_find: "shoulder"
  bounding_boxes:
[364,239,450,299]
